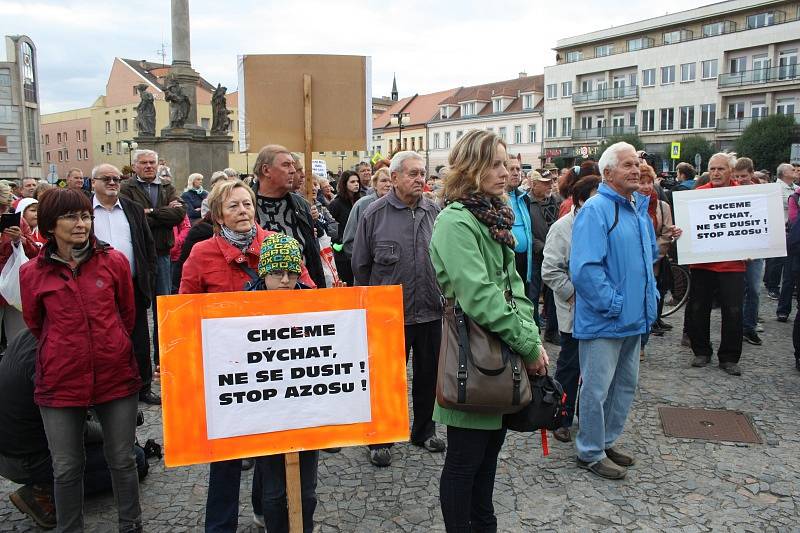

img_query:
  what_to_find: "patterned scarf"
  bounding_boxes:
[220,224,257,253]
[453,193,516,248]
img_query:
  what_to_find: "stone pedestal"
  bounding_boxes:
[135,134,232,191]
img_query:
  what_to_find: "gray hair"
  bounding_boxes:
[223,167,238,178]
[132,149,158,164]
[91,163,121,179]
[708,152,737,170]
[777,163,795,181]
[598,142,636,177]
[187,173,204,187]
[389,151,423,176]
[210,171,228,187]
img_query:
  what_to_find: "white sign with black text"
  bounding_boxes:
[201,309,371,440]
[673,183,786,264]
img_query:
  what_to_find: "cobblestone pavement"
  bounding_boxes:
[2,296,799,532]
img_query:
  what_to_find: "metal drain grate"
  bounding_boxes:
[658,407,761,444]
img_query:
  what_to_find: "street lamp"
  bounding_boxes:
[392,112,410,153]
[338,153,346,174]
[122,140,138,169]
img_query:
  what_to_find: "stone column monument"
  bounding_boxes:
[134,0,232,191]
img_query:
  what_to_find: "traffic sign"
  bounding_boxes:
[671,142,681,160]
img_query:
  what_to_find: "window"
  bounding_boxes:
[122,118,128,131]
[747,12,774,29]
[642,69,655,87]
[83,148,88,159]
[76,129,80,140]
[439,107,448,120]
[661,65,675,84]
[663,30,682,44]
[561,118,572,137]
[580,116,593,130]
[528,124,537,143]
[660,108,675,130]
[58,151,63,162]
[444,132,451,149]
[116,141,122,154]
[776,98,796,115]
[76,149,82,161]
[701,59,718,79]
[0,105,11,123]
[580,79,593,93]
[433,133,440,149]
[63,132,67,142]
[100,144,105,153]
[702,22,725,36]
[566,51,582,62]
[105,121,111,134]
[728,102,745,119]
[641,110,655,132]
[627,38,650,51]
[546,84,557,99]
[57,132,62,143]
[456,130,463,139]
[729,56,746,74]
[63,149,68,161]
[561,81,572,97]
[522,94,533,109]
[461,102,475,116]
[629,72,638,87]
[700,104,716,128]
[751,101,768,119]
[0,71,10,86]
[492,99,502,113]
[514,125,522,144]
[115,119,121,132]
[629,112,636,127]
[46,151,50,161]
[106,142,111,154]
[45,134,49,145]
[778,49,797,80]
[680,63,696,82]
[595,44,613,57]
[498,127,507,142]
[82,129,87,141]
[679,106,695,129]
[546,119,557,138]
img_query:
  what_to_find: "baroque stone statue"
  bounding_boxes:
[164,76,191,129]
[211,83,232,135]
[134,84,155,136]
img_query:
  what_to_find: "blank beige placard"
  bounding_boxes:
[238,54,370,153]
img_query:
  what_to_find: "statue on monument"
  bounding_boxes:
[211,84,232,135]
[134,84,156,136]
[164,76,191,129]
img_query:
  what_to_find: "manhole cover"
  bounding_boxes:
[658,407,761,443]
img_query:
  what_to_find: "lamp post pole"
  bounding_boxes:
[123,140,138,170]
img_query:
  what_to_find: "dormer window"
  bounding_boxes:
[492,99,502,113]
[522,94,533,110]
[461,102,476,116]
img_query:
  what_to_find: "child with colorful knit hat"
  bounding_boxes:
[258,232,304,290]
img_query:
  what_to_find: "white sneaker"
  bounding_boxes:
[756,324,765,332]
[253,513,265,528]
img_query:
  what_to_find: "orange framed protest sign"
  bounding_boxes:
[157,285,408,467]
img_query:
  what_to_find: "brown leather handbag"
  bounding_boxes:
[436,264,533,414]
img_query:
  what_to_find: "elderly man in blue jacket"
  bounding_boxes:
[570,142,680,480]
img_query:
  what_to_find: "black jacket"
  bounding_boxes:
[119,177,185,255]
[251,182,326,289]
[181,189,208,221]
[0,330,47,457]
[119,197,157,303]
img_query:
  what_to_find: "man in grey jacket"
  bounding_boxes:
[352,151,444,467]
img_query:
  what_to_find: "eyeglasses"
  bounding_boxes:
[95,176,122,183]
[57,213,94,224]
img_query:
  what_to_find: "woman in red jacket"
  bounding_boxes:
[20,188,142,533]
[180,180,313,532]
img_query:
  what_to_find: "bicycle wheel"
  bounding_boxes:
[661,264,691,317]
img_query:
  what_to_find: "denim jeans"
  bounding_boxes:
[576,335,640,463]
[777,255,798,317]
[743,259,764,333]
[439,425,507,533]
[554,331,580,428]
[39,393,141,533]
[205,459,245,532]
[251,452,318,533]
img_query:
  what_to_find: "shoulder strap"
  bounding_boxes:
[607,203,619,235]
[236,262,262,291]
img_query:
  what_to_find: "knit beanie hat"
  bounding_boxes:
[258,233,302,277]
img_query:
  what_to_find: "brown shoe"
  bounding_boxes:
[605,446,636,467]
[9,484,56,529]
[553,427,572,442]
[576,457,627,479]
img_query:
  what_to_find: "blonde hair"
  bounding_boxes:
[442,129,506,202]
[639,163,657,183]
[207,180,256,232]
[0,181,12,208]
[371,167,390,188]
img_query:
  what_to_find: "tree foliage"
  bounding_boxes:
[663,135,715,169]
[734,114,797,173]
[597,133,644,161]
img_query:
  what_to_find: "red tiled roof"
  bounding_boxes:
[373,87,459,130]
[120,58,216,93]
[439,75,543,106]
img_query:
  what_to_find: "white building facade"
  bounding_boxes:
[544,0,800,168]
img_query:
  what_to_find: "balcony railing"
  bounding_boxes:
[572,85,639,105]
[719,64,799,88]
[717,112,800,131]
[571,125,638,141]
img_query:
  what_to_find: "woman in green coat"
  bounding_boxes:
[430,129,549,533]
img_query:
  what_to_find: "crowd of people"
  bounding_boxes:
[0,136,797,532]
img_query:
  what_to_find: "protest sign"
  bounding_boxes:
[311,159,327,178]
[157,286,408,467]
[673,182,786,264]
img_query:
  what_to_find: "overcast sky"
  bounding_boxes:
[2,0,719,114]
